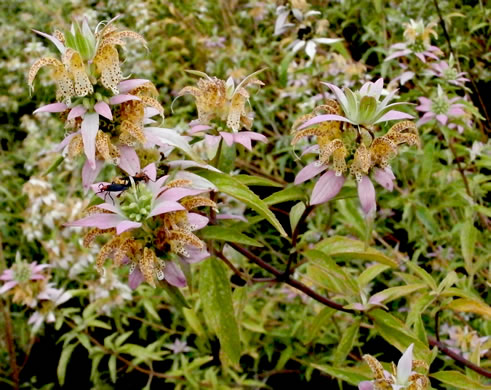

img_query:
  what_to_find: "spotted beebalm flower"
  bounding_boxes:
[28,284,71,333]
[52,79,170,186]
[440,324,489,359]
[297,79,414,127]
[359,344,430,390]
[177,69,265,131]
[66,164,214,288]
[292,80,418,215]
[385,19,442,63]
[0,254,49,307]
[29,18,170,180]
[29,16,146,101]
[427,56,469,87]
[274,5,342,60]
[416,86,467,132]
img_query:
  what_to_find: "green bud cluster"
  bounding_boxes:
[64,20,96,61]
[120,184,154,222]
[14,262,32,283]
[431,96,450,115]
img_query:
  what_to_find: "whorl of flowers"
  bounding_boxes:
[28,17,167,184]
[359,344,430,390]
[177,70,268,151]
[274,4,342,60]
[292,79,419,215]
[385,19,442,63]
[28,16,146,100]
[0,254,49,307]
[415,86,468,133]
[66,164,215,289]
[427,55,469,88]
[177,69,265,133]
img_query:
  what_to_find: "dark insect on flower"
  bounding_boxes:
[98,182,131,203]
[122,171,153,184]
[297,25,312,40]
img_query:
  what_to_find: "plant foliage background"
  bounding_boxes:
[0,0,489,389]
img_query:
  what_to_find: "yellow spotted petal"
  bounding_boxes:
[28,57,63,90]
[94,44,122,94]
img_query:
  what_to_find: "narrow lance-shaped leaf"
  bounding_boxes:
[370,309,430,361]
[315,236,398,267]
[333,318,361,363]
[430,370,491,390]
[199,257,241,366]
[200,225,263,247]
[195,169,287,237]
[460,219,478,274]
[57,343,77,386]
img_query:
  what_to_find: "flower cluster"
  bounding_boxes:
[359,344,429,390]
[427,55,469,88]
[29,18,171,186]
[386,19,442,63]
[0,255,71,333]
[0,255,48,306]
[274,3,342,60]
[66,164,214,289]
[416,86,469,133]
[292,79,419,215]
[178,70,267,151]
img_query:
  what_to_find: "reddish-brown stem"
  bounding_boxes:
[228,242,353,313]
[283,205,314,278]
[428,337,491,378]
[225,243,490,378]
[64,319,179,381]
[1,300,19,390]
[445,135,488,229]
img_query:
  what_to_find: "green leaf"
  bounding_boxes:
[290,202,306,233]
[108,355,117,383]
[86,319,112,330]
[115,331,133,348]
[90,353,104,381]
[279,52,296,87]
[57,343,77,386]
[142,299,161,321]
[305,307,335,343]
[233,174,282,187]
[195,170,286,236]
[437,271,458,294]
[446,298,491,318]
[315,236,398,267]
[430,370,491,390]
[333,318,361,364]
[263,186,306,206]
[461,219,478,274]
[305,249,359,296]
[200,226,263,247]
[311,364,370,386]
[217,142,236,173]
[42,155,64,176]
[183,308,206,338]
[370,309,430,361]
[199,257,241,366]
[184,69,212,79]
[370,284,427,305]
[358,264,390,287]
[405,261,437,290]
[161,280,190,309]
